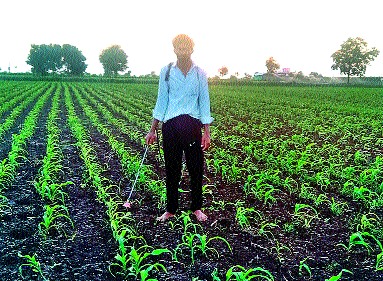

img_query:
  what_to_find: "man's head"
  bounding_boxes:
[173,34,194,60]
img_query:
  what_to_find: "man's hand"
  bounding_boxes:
[146,119,160,145]
[146,131,157,145]
[201,131,211,151]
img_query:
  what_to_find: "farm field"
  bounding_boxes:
[0,80,382,281]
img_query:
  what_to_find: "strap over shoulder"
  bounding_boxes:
[165,62,173,82]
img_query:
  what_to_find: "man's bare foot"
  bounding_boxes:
[193,210,208,222]
[157,212,174,222]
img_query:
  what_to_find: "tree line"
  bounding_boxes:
[218,37,380,83]
[26,37,380,82]
[26,44,128,76]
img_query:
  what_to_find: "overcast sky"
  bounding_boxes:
[1,0,382,77]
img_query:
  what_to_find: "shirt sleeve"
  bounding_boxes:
[198,69,214,124]
[152,67,169,122]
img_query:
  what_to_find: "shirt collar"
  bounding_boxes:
[172,61,196,70]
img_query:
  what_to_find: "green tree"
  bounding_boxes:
[99,45,128,75]
[26,44,63,75]
[309,72,323,78]
[266,57,280,74]
[62,44,87,75]
[331,37,380,83]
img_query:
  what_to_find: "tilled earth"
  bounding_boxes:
[1,94,382,280]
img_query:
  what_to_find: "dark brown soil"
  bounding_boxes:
[1,85,382,281]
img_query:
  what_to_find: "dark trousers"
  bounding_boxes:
[162,115,204,214]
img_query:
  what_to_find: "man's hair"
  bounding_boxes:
[172,34,194,49]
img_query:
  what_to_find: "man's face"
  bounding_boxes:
[174,42,193,60]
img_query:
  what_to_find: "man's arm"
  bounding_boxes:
[147,67,168,146]
[150,119,160,134]
[152,67,169,122]
[198,70,214,125]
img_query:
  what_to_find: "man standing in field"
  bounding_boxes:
[145,34,213,222]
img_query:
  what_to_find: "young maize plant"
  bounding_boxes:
[299,257,312,278]
[376,251,383,271]
[329,197,348,216]
[38,204,74,238]
[293,203,319,229]
[235,200,263,230]
[172,211,232,264]
[18,253,49,281]
[324,269,353,281]
[110,244,170,280]
[225,265,275,281]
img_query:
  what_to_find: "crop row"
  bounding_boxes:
[0,81,382,280]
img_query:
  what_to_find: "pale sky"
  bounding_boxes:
[1,0,382,77]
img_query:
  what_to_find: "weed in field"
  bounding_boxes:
[202,183,215,197]
[282,222,295,233]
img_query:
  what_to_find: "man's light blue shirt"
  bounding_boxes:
[152,62,214,124]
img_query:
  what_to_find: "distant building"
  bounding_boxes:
[253,72,263,80]
[276,68,290,77]
[282,68,290,74]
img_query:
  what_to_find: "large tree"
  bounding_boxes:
[331,37,379,83]
[99,45,128,75]
[62,44,87,75]
[26,44,63,75]
[26,44,87,75]
[265,57,280,74]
